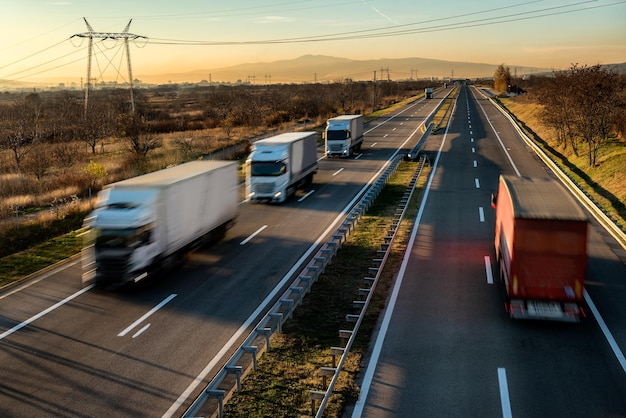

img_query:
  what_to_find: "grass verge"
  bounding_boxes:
[498,96,626,229]
[0,226,84,288]
[223,161,428,417]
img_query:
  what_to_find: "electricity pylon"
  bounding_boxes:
[71,18,146,117]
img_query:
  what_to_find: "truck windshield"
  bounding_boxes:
[250,161,287,176]
[95,226,152,249]
[326,130,349,141]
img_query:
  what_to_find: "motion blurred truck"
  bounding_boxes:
[492,175,588,321]
[324,114,364,157]
[424,87,433,99]
[82,160,238,288]
[246,132,318,203]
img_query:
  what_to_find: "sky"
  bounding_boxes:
[1,0,625,85]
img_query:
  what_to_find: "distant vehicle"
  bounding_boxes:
[82,160,238,288]
[324,114,364,158]
[246,132,318,203]
[492,175,588,321]
[425,87,433,99]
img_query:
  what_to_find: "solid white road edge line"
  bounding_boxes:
[351,97,455,417]
[240,225,268,246]
[165,102,433,418]
[584,290,626,373]
[118,294,177,337]
[498,368,513,418]
[0,284,95,340]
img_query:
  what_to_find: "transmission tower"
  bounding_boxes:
[71,18,146,117]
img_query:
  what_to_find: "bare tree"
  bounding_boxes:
[539,64,623,166]
[0,95,43,172]
[80,101,115,154]
[116,113,161,158]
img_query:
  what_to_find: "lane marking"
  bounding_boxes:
[475,178,480,189]
[118,294,177,337]
[166,93,437,418]
[352,95,457,417]
[332,168,344,176]
[472,88,521,177]
[0,258,82,300]
[472,147,476,153]
[485,256,493,284]
[0,284,95,341]
[498,368,513,418]
[479,206,485,222]
[133,323,151,338]
[584,291,626,373]
[298,190,315,202]
[370,142,378,147]
[240,225,267,246]
[473,160,477,168]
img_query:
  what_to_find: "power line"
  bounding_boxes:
[148,0,622,46]
[1,0,623,82]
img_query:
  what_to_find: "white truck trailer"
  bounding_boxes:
[82,160,238,288]
[246,132,318,203]
[324,114,364,157]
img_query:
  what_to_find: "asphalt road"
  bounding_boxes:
[0,90,447,417]
[352,85,626,417]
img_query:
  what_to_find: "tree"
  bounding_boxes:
[0,96,43,172]
[82,160,107,191]
[538,64,623,166]
[116,113,161,159]
[538,70,581,155]
[494,64,511,94]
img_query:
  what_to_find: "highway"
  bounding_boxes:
[0,90,445,417]
[352,85,626,417]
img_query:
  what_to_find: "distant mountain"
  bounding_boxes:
[137,54,553,85]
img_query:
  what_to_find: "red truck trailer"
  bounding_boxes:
[492,175,588,321]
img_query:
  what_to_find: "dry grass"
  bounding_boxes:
[224,161,426,417]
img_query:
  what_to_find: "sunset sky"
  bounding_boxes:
[1,0,625,84]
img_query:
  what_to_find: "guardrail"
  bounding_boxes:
[489,96,626,251]
[309,154,428,417]
[184,155,406,418]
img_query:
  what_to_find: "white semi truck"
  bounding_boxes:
[246,132,318,203]
[82,160,238,288]
[324,114,364,157]
[425,87,433,99]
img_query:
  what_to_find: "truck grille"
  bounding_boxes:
[329,144,343,152]
[253,182,276,194]
[95,252,131,280]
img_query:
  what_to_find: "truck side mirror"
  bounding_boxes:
[491,193,497,209]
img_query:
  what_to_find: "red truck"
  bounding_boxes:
[492,175,588,321]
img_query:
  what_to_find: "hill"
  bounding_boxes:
[137,54,551,84]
